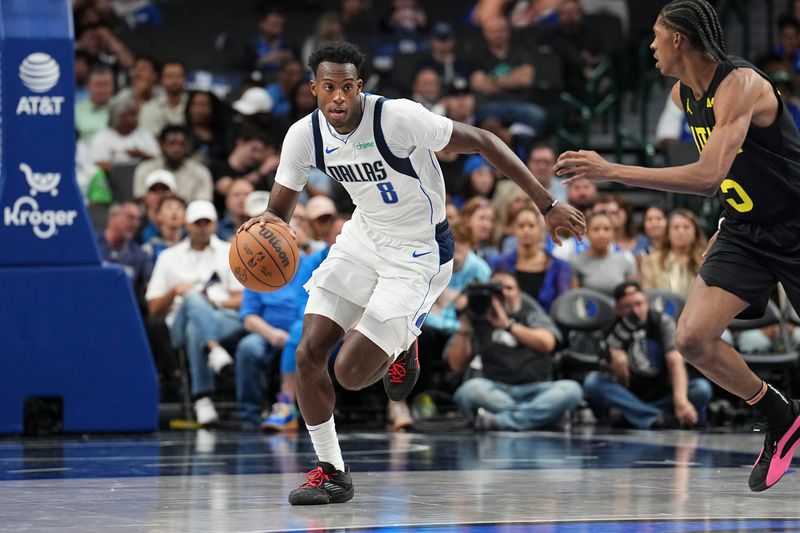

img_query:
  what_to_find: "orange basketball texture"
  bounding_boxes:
[229,223,299,292]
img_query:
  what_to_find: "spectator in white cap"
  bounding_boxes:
[245,190,271,218]
[146,199,243,426]
[139,169,177,243]
[216,178,255,241]
[233,87,274,116]
[305,195,338,244]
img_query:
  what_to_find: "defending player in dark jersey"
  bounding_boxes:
[555,0,800,492]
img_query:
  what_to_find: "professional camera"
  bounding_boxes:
[462,281,503,320]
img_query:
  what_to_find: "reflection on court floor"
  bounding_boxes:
[0,429,798,532]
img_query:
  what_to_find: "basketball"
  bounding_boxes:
[229,223,299,292]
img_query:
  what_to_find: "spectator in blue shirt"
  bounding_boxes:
[266,59,304,118]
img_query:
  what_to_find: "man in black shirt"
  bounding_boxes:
[583,282,712,429]
[556,0,800,492]
[469,17,545,134]
[447,270,582,430]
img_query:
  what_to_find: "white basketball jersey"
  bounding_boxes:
[275,94,453,241]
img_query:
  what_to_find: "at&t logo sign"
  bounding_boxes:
[3,163,78,239]
[16,52,65,116]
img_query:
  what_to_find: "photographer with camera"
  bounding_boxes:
[447,270,583,430]
[583,281,713,429]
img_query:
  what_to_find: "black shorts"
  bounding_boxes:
[700,218,800,318]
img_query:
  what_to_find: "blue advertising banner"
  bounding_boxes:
[0,0,157,434]
[0,0,99,265]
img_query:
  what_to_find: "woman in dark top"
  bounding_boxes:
[185,90,229,165]
[489,207,571,311]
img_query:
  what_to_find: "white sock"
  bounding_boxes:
[306,415,344,471]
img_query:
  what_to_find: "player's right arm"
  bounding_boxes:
[239,119,313,233]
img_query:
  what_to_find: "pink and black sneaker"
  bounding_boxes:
[383,340,420,402]
[749,400,800,492]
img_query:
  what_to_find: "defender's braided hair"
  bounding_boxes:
[660,0,729,64]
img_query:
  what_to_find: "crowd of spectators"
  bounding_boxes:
[71,0,800,433]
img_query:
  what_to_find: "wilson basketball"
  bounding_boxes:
[229,223,299,292]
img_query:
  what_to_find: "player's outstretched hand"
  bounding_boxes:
[237,209,294,237]
[554,150,613,184]
[544,201,586,246]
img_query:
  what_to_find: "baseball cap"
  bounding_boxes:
[447,77,470,97]
[244,190,271,218]
[144,169,177,191]
[463,154,494,175]
[431,22,453,39]
[185,200,218,223]
[306,195,337,220]
[232,87,274,115]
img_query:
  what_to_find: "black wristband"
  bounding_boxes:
[540,198,558,216]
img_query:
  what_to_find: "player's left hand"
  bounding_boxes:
[554,150,613,184]
[544,202,586,246]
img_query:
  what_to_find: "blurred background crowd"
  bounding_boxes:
[72,0,800,434]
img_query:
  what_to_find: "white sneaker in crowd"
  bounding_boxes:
[194,396,219,426]
[207,346,233,374]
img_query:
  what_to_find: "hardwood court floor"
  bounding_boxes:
[1,428,799,532]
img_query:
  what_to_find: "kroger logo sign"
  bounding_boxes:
[3,163,78,239]
[16,52,65,116]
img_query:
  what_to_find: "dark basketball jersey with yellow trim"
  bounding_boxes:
[680,56,800,223]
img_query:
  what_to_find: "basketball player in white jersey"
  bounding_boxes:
[240,42,585,505]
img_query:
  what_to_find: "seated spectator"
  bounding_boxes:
[133,125,214,204]
[448,270,582,430]
[301,12,346,69]
[139,60,189,136]
[185,90,229,165]
[772,71,800,129]
[461,197,500,262]
[472,0,562,28]
[470,17,545,134]
[340,0,380,45]
[654,93,692,151]
[565,175,597,215]
[493,183,534,252]
[411,68,445,113]
[112,56,161,109]
[454,155,496,207]
[267,59,304,118]
[216,179,255,241]
[139,169,178,243]
[146,200,243,425]
[142,194,186,261]
[641,208,707,297]
[74,50,91,103]
[490,208,571,311]
[75,65,114,143]
[639,204,668,258]
[571,211,637,296]
[550,176,598,262]
[245,5,295,81]
[97,201,152,307]
[592,193,627,252]
[209,126,277,202]
[436,79,474,193]
[75,21,135,73]
[527,142,566,203]
[89,98,159,171]
[615,194,650,255]
[583,281,713,429]
[415,22,473,89]
[757,15,800,88]
[306,195,340,245]
[547,0,609,96]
